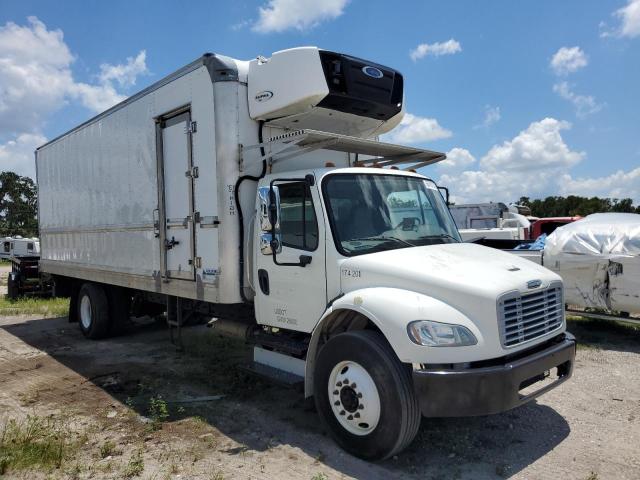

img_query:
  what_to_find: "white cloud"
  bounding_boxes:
[480,118,584,171]
[69,83,126,113]
[473,105,501,129]
[0,16,75,134]
[252,0,348,33]
[602,0,640,38]
[382,113,452,144]
[410,39,461,61]
[98,50,147,88]
[439,147,476,169]
[550,46,588,76]
[0,17,148,178]
[0,133,46,178]
[553,82,603,118]
[438,118,586,203]
[438,169,530,205]
[560,167,640,201]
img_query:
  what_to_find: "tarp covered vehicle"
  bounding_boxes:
[539,213,640,315]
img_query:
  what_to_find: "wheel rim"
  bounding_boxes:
[328,360,381,436]
[80,295,92,329]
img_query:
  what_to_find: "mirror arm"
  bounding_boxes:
[438,185,450,206]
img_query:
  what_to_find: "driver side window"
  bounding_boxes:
[278,182,319,251]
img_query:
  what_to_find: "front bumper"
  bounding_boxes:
[413,332,576,417]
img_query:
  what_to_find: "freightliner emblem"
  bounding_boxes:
[527,279,542,289]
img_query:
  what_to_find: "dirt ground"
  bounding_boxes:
[0,291,639,478]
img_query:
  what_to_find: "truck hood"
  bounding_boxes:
[339,242,561,321]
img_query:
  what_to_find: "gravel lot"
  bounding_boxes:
[0,296,638,479]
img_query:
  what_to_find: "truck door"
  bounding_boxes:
[157,109,196,281]
[254,178,327,333]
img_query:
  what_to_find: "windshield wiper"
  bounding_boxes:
[350,236,416,247]
[417,234,460,243]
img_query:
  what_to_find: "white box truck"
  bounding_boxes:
[36,47,575,460]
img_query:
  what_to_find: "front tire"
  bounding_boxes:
[77,283,110,339]
[313,330,421,460]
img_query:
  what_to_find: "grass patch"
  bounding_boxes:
[0,296,69,317]
[99,439,118,459]
[123,449,144,478]
[148,396,169,431]
[567,315,640,349]
[0,415,79,474]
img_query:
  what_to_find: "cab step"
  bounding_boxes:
[248,329,308,356]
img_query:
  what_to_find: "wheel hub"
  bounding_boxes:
[339,386,359,413]
[328,360,381,436]
[80,295,92,329]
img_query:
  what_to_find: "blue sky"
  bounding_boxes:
[1,0,639,203]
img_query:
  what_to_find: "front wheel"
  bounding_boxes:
[313,330,421,460]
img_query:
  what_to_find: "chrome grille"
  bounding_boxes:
[498,282,564,348]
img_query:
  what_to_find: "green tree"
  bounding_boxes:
[514,194,639,217]
[0,172,38,237]
[611,198,635,213]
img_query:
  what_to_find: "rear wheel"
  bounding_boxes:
[77,283,110,339]
[313,330,421,460]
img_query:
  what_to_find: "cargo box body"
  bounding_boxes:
[36,55,258,304]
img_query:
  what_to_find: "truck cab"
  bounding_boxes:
[251,165,575,459]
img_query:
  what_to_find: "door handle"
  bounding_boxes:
[299,255,312,267]
[165,236,180,250]
[258,269,269,295]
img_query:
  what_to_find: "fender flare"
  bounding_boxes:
[304,287,479,397]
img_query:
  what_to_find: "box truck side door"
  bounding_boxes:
[157,109,197,281]
[255,179,327,332]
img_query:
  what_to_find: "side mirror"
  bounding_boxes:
[258,186,280,232]
[260,232,282,255]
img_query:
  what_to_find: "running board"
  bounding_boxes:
[239,347,305,389]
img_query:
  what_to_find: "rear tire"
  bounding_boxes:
[313,330,421,460]
[77,283,110,339]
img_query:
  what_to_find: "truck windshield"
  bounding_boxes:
[323,173,461,256]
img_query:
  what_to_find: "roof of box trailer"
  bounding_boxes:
[36,53,237,151]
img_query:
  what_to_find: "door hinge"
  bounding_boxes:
[185,166,199,178]
[193,211,201,223]
[185,121,197,134]
[194,257,202,269]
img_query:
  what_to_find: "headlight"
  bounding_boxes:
[407,320,477,347]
